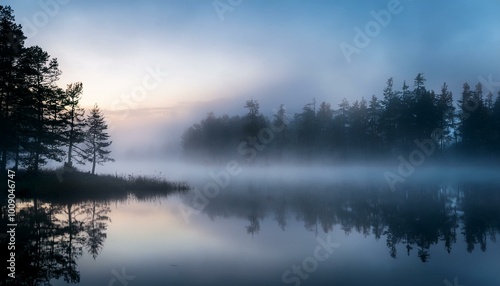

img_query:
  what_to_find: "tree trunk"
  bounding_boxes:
[68,141,73,166]
[67,114,75,165]
[34,131,41,173]
[91,148,96,175]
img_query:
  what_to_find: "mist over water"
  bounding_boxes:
[90,156,500,186]
[2,1,500,284]
[11,164,500,285]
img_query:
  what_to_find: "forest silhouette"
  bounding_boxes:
[2,3,499,286]
[182,76,500,162]
[0,6,113,174]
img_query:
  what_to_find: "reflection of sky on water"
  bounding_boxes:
[39,179,500,286]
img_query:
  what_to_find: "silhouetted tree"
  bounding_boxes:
[331,98,351,157]
[367,95,383,154]
[84,104,114,174]
[414,73,426,90]
[271,104,288,158]
[457,82,491,153]
[62,82,86,166]
[294,100,317,158]
[181,111,246,159]
[315,101,333,153]
[0,5,97,173]
[19,46,64,172]
[436,83,455,150]
[457,82,474,150]
[349,98,369,156]
[0,5,25,171]
[243,99,266,139]
[380,77,402,152]
[412,74,438,142]
[477,83,497,153]
[181,76,500,162]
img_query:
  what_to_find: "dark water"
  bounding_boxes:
[2,171,500,286]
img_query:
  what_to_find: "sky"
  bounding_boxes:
[3,0,500,158]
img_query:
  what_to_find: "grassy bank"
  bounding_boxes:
[8,167,190,203]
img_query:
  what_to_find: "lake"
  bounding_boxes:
[3,165,500,285]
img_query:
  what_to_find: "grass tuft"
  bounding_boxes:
[9,168,190,203]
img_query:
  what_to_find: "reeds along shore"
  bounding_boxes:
[5,168,189,203]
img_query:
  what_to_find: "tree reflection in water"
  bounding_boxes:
[187,180,500,263]
[1,180,499,285]
[1,198,111,285]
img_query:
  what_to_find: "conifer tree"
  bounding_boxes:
[84,104,114,174]
[62,82,86,166]
[0,5,26,170]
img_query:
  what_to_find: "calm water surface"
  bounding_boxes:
[3,168,500,286]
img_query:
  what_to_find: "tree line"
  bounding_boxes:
[0,6,113,173]
[182,74,500,162]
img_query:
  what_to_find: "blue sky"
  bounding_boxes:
[3,0,500,152]
[4,0,500,109]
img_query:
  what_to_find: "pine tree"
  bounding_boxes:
[18,46,63,172]
[272,104,288,151]
[84,104,114,174]
[436,83,455,150]
[457,82,474,148]
[313,101,332,154]
[295,100,317,157]
[399,80,414,148]
[367,95,383,154]
[243,99,265,139]
[414,73,426,91]
[332,98,351,156]
[0,5,26,170]
[62,82,86,166]
[381,77,401,151]
[349,98,369,156]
